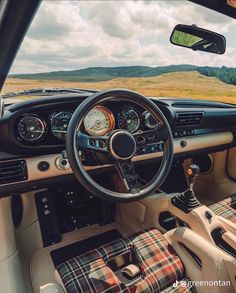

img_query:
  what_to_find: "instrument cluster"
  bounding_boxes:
[16,104,160,144]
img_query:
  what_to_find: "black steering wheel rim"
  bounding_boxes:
[66,89,173,202]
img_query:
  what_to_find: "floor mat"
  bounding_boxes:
[51,229,122,267]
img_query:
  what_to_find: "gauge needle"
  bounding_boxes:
[89,118,106,130]
[53,130,67,133]
[27,130,44,133]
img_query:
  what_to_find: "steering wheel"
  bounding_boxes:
[66,89,173,202]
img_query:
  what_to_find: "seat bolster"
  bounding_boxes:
[165,227,235,293]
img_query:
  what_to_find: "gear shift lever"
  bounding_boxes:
[187,164,200,192]
[172,164,201,212]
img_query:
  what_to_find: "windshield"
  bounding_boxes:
[3,0,236,104]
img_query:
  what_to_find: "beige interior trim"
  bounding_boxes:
[54,270,66,292]
[165,227,235,293]
[0,131,233,188]
[0,197,16,260]
[216,216,236,235]
[119,193,236,244]
[186,148,236,206]
[135,131,233,162]
[222,232,236,250]
[224,260,236,292]
[227,146,236,179]
[0,197,27,293]
[30,223,125,293]
[40,283,64,293]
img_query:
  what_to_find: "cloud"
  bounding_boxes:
[10,0,236,74]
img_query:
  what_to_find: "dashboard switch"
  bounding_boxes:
[38,161,50,172]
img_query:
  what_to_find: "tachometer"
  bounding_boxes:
[18,115,46,142]
[118,109,140,133]
[83,106,115,136]
[51,111,72,141]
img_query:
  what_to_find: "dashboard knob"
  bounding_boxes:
[38,161,50,172]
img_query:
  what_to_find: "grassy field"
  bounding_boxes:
[3,71,236,104]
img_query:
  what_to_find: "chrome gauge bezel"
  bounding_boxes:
[18,114,46,142]
[142,110,159,129]
[117,109,141,133]
[50,111,73,141]
[83,105,115,136]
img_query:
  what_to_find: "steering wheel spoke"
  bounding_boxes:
[76,131,109,153]
[115,159,140,194]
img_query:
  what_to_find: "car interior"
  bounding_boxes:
[0,0,236,293]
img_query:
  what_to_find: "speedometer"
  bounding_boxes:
[118,109,140,133]
[51,111,72,141]
[83,106,115,136]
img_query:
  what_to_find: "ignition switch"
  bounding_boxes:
[55,151,70,170]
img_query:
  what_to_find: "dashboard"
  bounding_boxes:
[0,92,236,195]
[0,95,168,156]
[15,104,159,145]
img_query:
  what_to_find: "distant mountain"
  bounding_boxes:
[10,65,236,86]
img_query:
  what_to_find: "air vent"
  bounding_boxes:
[176,112,204,126]
[0,160,28,185]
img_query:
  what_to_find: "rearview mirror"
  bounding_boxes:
[170,24,226,54]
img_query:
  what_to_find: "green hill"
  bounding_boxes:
[10,65,198,82]
[10,65,236,85]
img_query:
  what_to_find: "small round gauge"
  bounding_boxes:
[83,105,115,136]
[118,109,140,133]
[18,115,45,142]
[143,111,160,129]
[51,111,72,141]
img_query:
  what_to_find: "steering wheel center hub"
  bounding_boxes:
[109,130,136,160]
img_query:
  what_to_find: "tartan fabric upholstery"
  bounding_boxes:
[57,229,196,293]
[209,195,236,223]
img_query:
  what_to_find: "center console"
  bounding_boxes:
[120,163,236,259]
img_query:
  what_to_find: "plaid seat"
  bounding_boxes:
[209,194,236,224]
[57,229,196,293]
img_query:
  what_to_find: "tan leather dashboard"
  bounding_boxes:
[0,131,234,187]
[23,131,234,183]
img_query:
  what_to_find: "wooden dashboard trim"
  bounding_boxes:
[0,131,233,187]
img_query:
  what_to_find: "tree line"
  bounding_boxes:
[198,66,236,85]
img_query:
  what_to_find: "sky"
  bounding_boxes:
[10,0,236,74]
